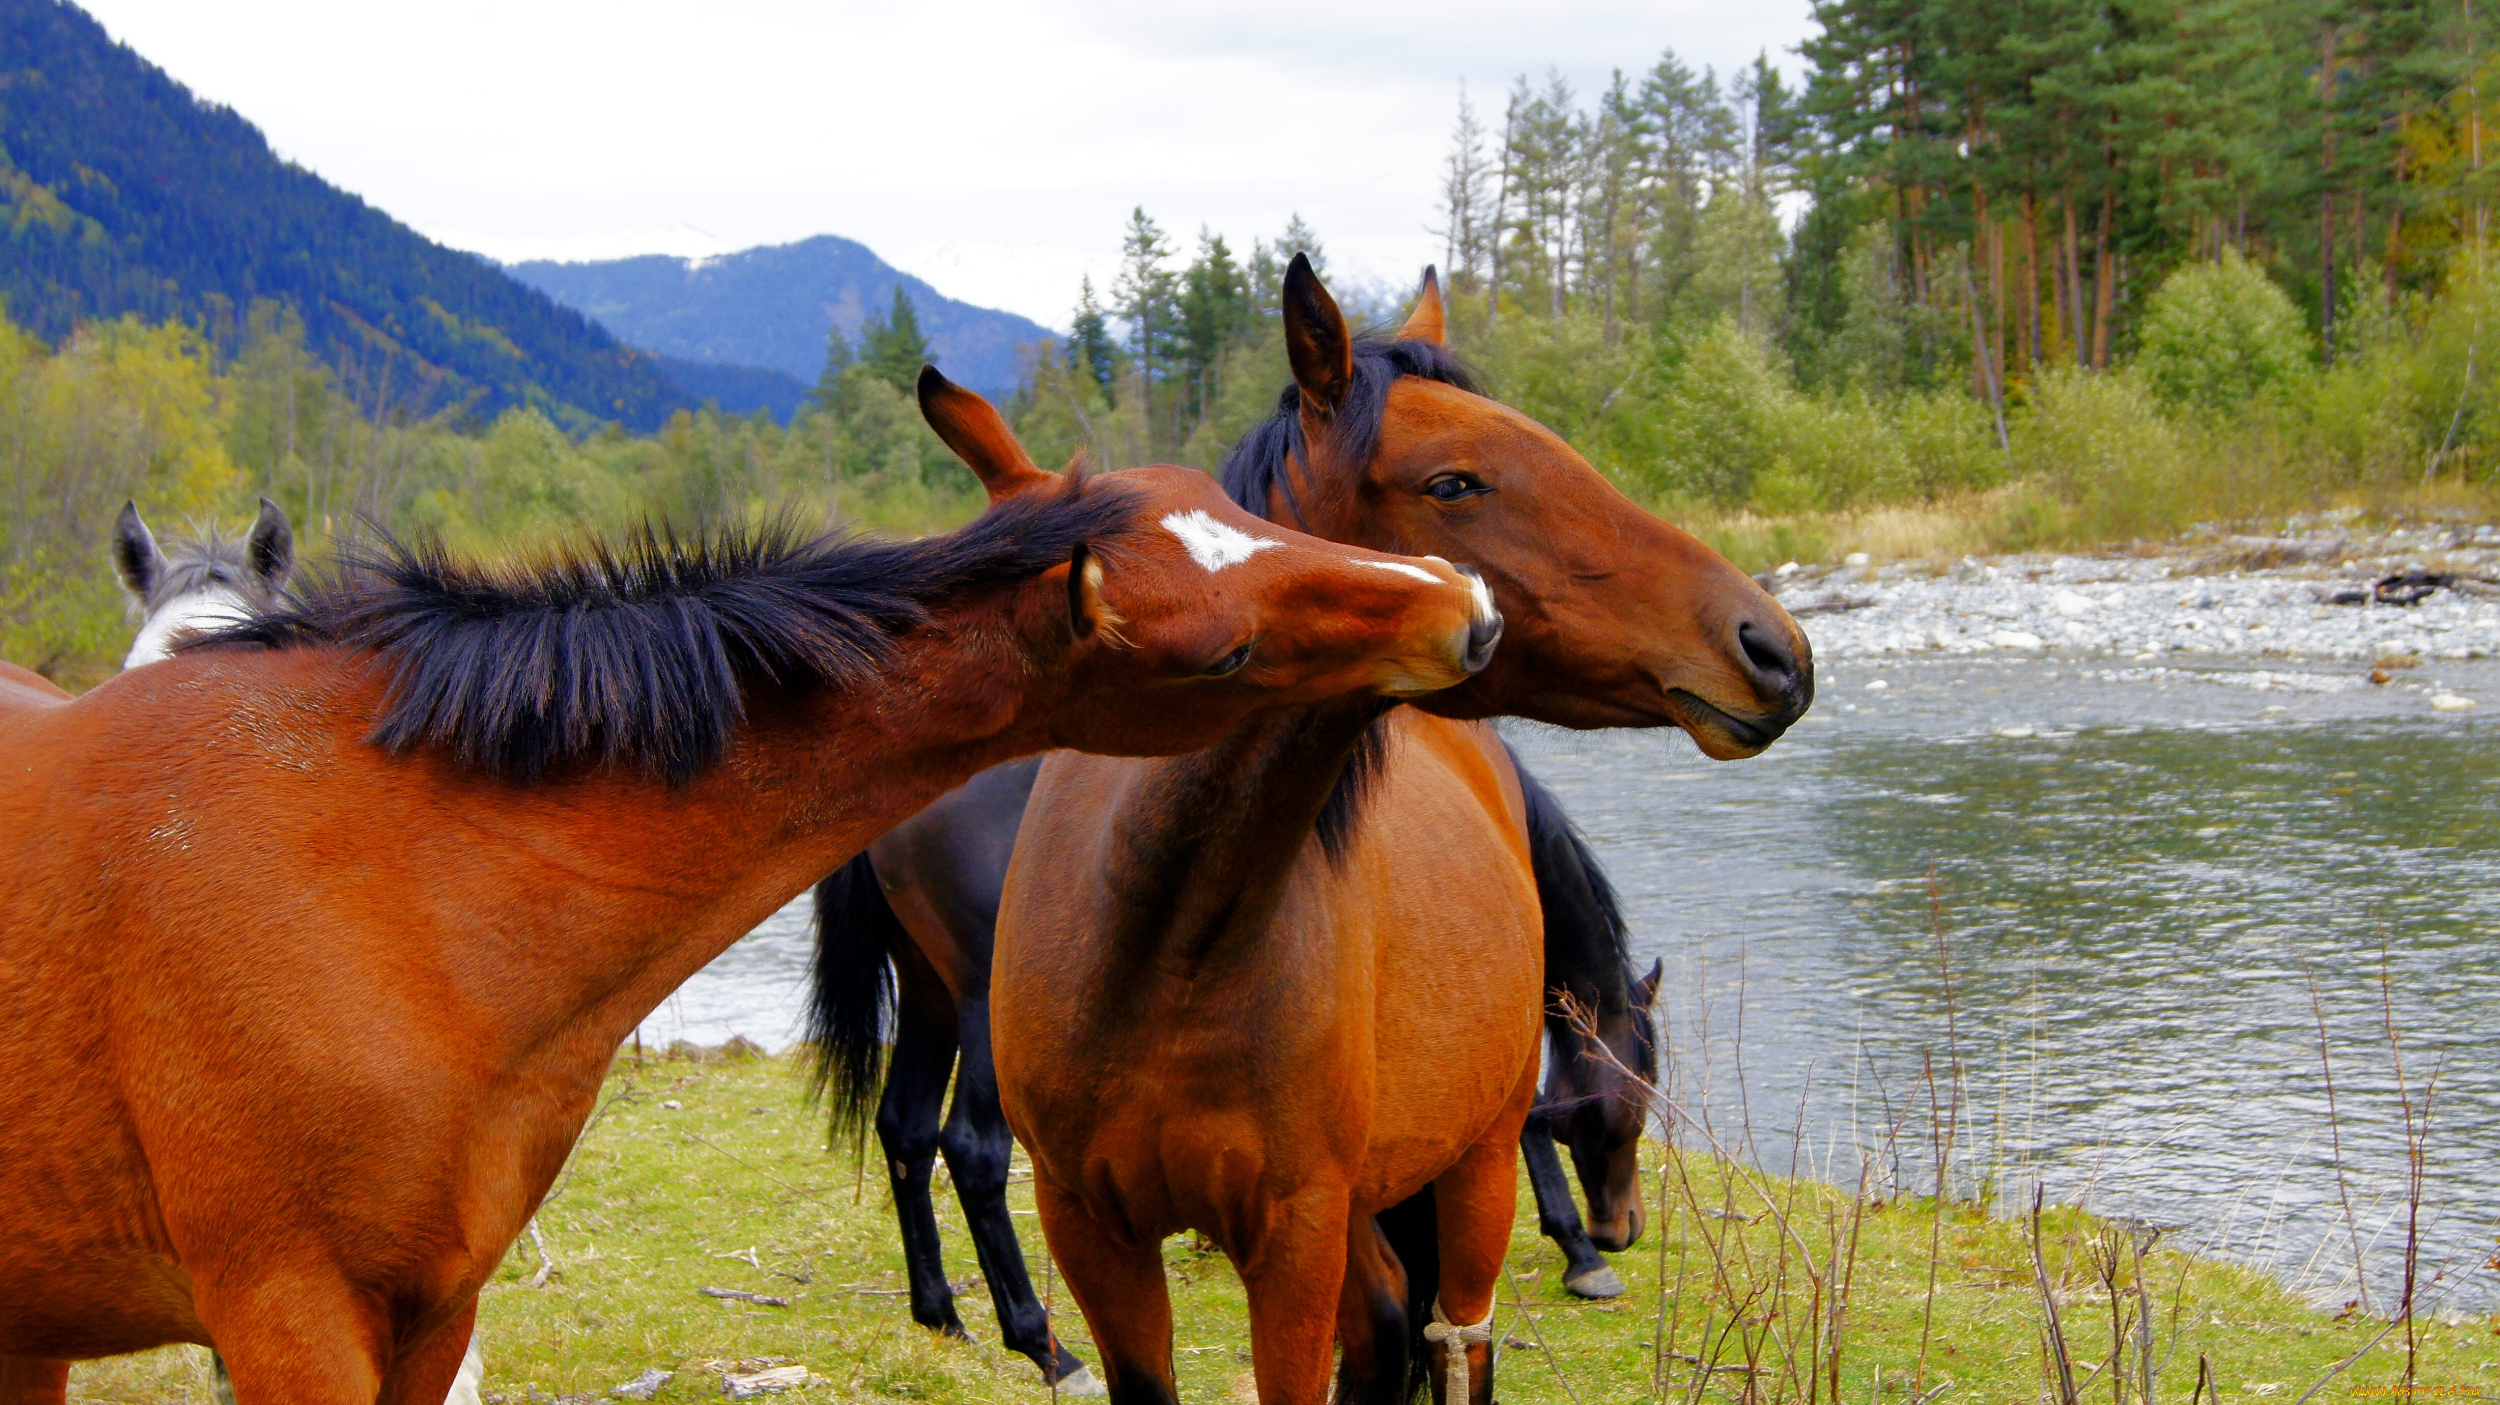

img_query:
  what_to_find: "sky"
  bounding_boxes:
[80,0,1818,332]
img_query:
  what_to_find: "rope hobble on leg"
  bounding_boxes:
[1421,1298,1496,1401]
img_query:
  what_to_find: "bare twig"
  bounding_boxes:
[681,1132,841,1210]
[2032,1184,2081,1405]
[698,1286,792,1308]
[526,1218,556,1289]
[2303,964,2369,1316]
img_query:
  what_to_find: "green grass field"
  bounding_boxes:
[65,1050,2499,1403]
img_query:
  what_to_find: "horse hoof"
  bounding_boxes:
[1564,1265,1626,1300]
[1053,1364,1109,1397]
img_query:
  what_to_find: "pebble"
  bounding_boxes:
[1780,526,2500,698]
[611,1370,673,1401]
[2432,692,2478,710]
[723,1366,812,1400]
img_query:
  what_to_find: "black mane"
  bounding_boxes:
[1219,332,1481,526]
[196,486,1136,784]
[1218,331,1480,858]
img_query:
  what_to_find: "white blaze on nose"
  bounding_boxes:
[1356,559,1443,585]
[1161,510,1281,573]
[1455,565,1497,623]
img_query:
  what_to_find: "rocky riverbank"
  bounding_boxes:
[1772,516,2500,698]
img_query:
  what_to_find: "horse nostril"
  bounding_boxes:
[1463,613,1503,674]
[1736,619,1798,689]
[1457,565,1502,674]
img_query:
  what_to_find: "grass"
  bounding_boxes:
[63,1049,2500,1404]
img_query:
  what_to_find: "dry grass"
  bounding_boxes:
[1674,476,2500,575]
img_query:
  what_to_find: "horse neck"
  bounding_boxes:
[1094,695,1384,974]
[1544,927,1634,1023]
[298,620,1041,1063]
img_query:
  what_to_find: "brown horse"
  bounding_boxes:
[0,370,1499,1405]
[988,260,1813,1404]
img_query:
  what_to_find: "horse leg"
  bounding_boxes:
[376,1299,478,1405]
[939,995,1101,1394]
[1520,1112,1623,1299]
[0,1358,69,1405]
[196,1277,389,1405]
[877,988,966,1337]
[1032,1176,1175,1405]
[444,1333,485,1405]
[1427,1134,1524,1405]
[1235,1191,1352,1405]
[1330,1214,1412,1405]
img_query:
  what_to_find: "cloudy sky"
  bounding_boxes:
[80,0,1815,330]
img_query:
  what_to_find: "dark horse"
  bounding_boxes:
[805,746,1657,1388]
[1510,757,1661,1302]
[809,264,1801,1400]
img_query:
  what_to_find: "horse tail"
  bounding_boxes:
[803,851,903,1151]
[1507,745,1633,1037]
[1375,1187,1441,1403]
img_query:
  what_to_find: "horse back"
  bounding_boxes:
[864,754,1042,1000]
[0,658,71,715]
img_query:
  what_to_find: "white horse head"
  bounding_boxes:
[113,498,296,669]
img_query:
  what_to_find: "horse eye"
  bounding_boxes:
[1205,641,1254,677]
[1425,473,1490,502]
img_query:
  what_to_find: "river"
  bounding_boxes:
[638,650,2499,1314]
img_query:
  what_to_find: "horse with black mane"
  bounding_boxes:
[816,262,1809,1404]
[806,717,1667,1389]
[0,373,1498,1405]
[1509,757,1660,1302]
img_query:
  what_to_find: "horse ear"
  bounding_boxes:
[917,366,1052,503]
[1637,958,1663,1007]
[1283,253,1352,419]
[1397,266,1447,346]
[112,501,162,601]
[248,497,295,591]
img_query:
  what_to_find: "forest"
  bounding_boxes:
[14,0,2500,684]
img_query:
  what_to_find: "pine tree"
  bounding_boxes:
[860,286,933,393]
[1277,213,1328,280]
[810,325,856,416]
[1114,208,1182,452]
[1437,84,1497,294]
[1066,275,1118,403]
[1179,230,1252,429]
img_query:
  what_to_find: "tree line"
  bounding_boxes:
[1433,2,2500,401]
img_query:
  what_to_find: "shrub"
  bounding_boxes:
[2012,368,2199,544]
[2135,250,2312,412]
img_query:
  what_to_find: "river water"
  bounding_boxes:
[641,652,2499,1313]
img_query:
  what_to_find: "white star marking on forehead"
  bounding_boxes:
[1160,510,1282,572]
[124,588,251,668]
[1357,559,1443,585]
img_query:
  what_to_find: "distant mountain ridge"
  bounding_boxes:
[0,0,691,429]
[509,237,1054,397]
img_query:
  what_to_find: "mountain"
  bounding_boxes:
[0,0,689,429]
[650,354,809,423]
[508,237,1054,398]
